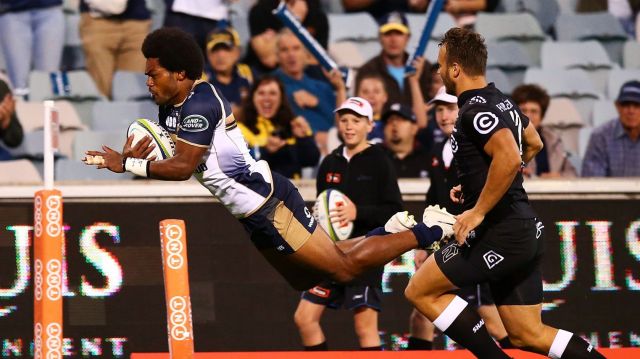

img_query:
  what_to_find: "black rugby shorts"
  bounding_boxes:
[434,218,545,305]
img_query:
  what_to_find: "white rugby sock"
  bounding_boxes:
[548,329,573,358]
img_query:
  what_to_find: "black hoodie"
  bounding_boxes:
[316,143,403,286]
[317,144,403,238]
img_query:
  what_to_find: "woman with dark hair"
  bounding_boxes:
[511,84,577,178]
[239,75,320,178]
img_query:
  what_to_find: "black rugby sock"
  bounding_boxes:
[360,345,382,351]
[549,330,605,358]
[498,336,515,349]
[304,341,328,351]
[410,223,442,249]
[433,296,510,358]
[407,336,433,350]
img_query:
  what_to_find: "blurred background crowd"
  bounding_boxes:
[0,0,639,182]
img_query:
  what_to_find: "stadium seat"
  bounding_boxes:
[543,98,584,155]
[0,159,42,184]
[321,0,344,13]
[328,13,378,43]
[487,41,532,88]
[524,68,600,123]
[591,100,618,128]
[578,125,593,160]
[72,130,124,161]
[406,12,455,43]
[607,69,640,98]
[55,158,134,181]
[522,0,560,34]
[623,41,640,69]
[112,71,150,102]
[556,0,577,14]
[475,12,546,66]
[329,42,368,68]
[541,41,613,94]
[28,70,105,102]
[555,12,627,64]
[486,68,513,94]
[9,127,79,160]
[91,101,159,132]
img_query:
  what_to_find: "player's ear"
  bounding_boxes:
[451,62,461,79]
[175,70,187,81]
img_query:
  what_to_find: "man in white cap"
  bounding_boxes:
[294,97,404,351]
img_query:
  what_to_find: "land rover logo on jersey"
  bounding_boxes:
[483,250,504,269]
[473,112,499,134]
[181,115,209,132]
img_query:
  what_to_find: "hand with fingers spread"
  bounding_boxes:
[85,134,156,172]
[453,209,484,246]
[329,195,356,229]
[121,134,157,160]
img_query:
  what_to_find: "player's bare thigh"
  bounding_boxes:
[259,227,352,290]
[405,254,459,319]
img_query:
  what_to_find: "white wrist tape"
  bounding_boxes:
[124,157,150,177]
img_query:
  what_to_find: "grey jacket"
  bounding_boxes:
[525,127,577,177]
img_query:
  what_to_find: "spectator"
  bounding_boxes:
[582,80,640,177]
[382,103,429,178]
[294,97,402,351]
[274,29,343,154]
[445,0,501,28]
[204,26,253,116]
[416,63,446,152]
[245,0,328,75]
[356,74,388,143]
[0,0,65,99]
[238,75,319,179]
[511,84,577,178]
[163,0,228,54]
[79,0,151,98]
[341,0,428,19]
[355,12,431,128]
[0,76,24,160]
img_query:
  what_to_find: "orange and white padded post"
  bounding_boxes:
[33,189,64,359]
[159,219,194,359]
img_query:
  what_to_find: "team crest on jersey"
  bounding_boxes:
[469,96,486,104]
[473,112,499,134]
[181,115,209,132]
[450,135,458,153]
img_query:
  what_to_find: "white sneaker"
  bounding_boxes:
[422,205,456,240]
[384,211,417,233]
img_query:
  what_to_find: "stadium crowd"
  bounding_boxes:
[1,0,639,182]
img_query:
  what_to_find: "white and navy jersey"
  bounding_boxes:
[451,83,535,221]
[158,80,273,218]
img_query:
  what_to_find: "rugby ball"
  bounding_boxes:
[314,189,354,241]
[126,119,175,160]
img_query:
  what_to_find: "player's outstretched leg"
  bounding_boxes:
[264,209,448,290]
[497,305,606,358]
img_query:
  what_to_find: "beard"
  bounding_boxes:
[442,74,456,96]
